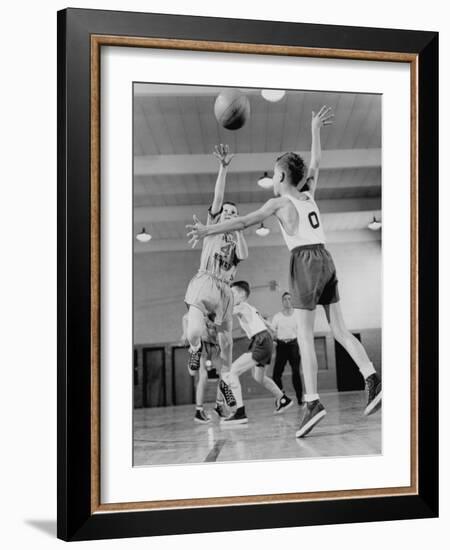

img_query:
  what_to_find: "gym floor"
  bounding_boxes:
[133,390,381,466]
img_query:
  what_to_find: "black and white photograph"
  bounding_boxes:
[132,83,382,467]
[0,0,443,546]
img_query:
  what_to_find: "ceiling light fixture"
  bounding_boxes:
[368,217,382,231]
[257,172,273,189]
[136,227,152,242]
[255,223,270,237]
[261,89,286,102]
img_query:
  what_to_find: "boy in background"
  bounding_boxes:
[222,281,293,425]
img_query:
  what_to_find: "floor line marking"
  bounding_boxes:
[204,439,227,462]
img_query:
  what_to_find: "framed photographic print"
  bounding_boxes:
[57,8,438,542]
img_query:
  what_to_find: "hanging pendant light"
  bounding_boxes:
[261,89,286,102]
[368,216,382,231]
[136,227,152,242]
[255,223,270,237]
[257,172,273,189]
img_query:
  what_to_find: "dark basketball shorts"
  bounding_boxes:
[249,330,273,367]
[289,244,340,311]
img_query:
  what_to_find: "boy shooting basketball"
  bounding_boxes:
[187,106,382,438]
[221,281,293,425]
[184,144,248,408]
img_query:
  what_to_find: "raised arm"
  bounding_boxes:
[210,144,234,215]
[187,198,283,248]
[304,106,334,198]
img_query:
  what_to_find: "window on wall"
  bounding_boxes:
[142,347,166,407]
[133,349,139,386]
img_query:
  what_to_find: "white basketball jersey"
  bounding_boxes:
[233,302,267,339]
[199,208,238,283]
[278,193,326,250]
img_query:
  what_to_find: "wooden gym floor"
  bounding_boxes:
[133,390,381,466]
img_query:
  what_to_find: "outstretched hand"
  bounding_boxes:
[186,215,207,248]
[312,105,334,131]
[213,143,234,167]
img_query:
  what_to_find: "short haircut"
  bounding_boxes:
[231,280,250,297]
[223,201,239,213]
[276,152,306,187]
[282,291,291,299]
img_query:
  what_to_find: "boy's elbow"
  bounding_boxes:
[310,158,320,170]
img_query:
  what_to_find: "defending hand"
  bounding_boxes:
[186,215,208,248]
[311,105,334,131]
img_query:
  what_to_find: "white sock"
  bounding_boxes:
[262,376,283,399]
[216,384,225,406]
[359,362,376,379]
[190,342,201,353]
[304,393,319,402]
[228,372,244,409]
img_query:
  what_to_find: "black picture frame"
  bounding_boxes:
[57,7,438,541]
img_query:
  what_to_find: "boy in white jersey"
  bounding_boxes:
[221,281,293,425]
[184,144,248,410]
[187,106,382,438]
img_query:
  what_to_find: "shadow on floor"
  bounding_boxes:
[25,519,56,538]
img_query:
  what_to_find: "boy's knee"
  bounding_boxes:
[187,325,201,342]
[252,368,262,382]
[222,341,231,354]
[222,332,232,345]
[228,372,239,388]
[219,333,232,356]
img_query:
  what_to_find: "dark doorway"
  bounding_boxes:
[172,347,195,405]
[335,333,365,391]
[142,347,166,407]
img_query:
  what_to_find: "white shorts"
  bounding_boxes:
[184,271,233,328]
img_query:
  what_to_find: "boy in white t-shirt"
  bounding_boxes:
[222,281,293,425]
[270,292,303,404]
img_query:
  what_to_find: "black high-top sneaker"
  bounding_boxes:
[364,373,382,416]
[194,408,211,424]
[213,401,227,419]
[219,378,236,408]
[221,406,248,425]
[187,343,202,372]
[295,400,327,438]
[274,394,294,414]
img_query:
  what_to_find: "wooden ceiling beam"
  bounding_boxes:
[134,149,381,176]
[134,197,381,223]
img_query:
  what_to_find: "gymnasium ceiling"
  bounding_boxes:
[133,84,382,252]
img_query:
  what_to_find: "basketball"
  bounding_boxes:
[214,90,250,130]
